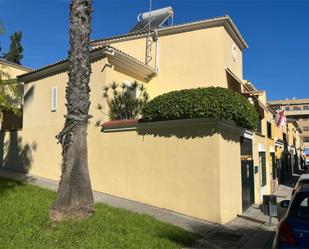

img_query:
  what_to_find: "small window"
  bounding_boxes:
[293,106,300,111]
[304,106,309,110]
[51,86,57,112]
[267,122,272,138]
[271,153,276,180]
[304,126,309,132]
[259,152,266,186]
[285,106,290,111]
[283,133,287,142]
[256,119,262,133]
[123,80,138,99]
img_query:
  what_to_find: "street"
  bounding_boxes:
[187,179,295,249]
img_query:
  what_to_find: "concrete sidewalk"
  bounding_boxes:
[190,183,293,249]
[0,168,220,237]
[0,168,294,249]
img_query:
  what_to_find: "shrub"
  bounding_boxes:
[97,81,149,121]
[141,87,259,130]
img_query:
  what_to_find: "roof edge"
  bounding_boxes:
[91,15,248,50]
[18,46,156,83]
[0,59,33,72]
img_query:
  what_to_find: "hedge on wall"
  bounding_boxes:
[141,87,259,130]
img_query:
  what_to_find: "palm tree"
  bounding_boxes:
[49,0,94,221]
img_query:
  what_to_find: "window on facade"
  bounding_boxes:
[259,152,266,186]
[123,80,138,99]
[304,126,309,132]
[256,119,262,133]
[283,133,287,142]
[285,106,290,111]
[304,137,309,142]
[304,106,309,110]
[271,152,276,180]
[51,86,57,112]
[267,122,272,138]
[293,106,301,111]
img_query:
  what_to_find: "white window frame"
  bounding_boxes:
[123,80,139,99]
[51,86,57,112]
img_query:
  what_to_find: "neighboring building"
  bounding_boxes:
[273,115,304,183]
[0,59,32,131]
[0,58,32,79]
[269,98,309,145]
[287,120,303,173]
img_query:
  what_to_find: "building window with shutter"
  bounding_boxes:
[259,152,266,186]
[267,122,272,138]
[51,86,57,112]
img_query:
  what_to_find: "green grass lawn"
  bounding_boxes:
[0,177,197,249]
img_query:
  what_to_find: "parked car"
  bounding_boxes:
[273,183,309,249]
[291,174,309,196]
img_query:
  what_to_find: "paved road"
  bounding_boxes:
[187,184,294,249]
[0,168,295,249]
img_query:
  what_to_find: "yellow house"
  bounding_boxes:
[273,116,304,184]
[239,86,278,203]
[287,120,303,174]
[0,58,32,79]
[0,59,32,131]
[1,13,273,224]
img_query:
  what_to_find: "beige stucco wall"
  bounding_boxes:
[218,127,242,222]
[2,117,243,224]
[223,29,243,79]
[252,133,265,203]
[106,26,243,98]
[16,57,110,180]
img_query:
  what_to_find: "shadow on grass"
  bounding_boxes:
[159,229,198,247]
[0,177,24,195]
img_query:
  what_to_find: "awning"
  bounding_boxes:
[225,67,266,118]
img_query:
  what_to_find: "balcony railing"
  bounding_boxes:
[285,109,309,116]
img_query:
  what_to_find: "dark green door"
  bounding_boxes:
[241,160,255,212]
[240,137,255,212]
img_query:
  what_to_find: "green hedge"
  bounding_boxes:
[141,87,259,130]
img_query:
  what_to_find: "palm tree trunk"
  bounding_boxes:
[49,0,94,221]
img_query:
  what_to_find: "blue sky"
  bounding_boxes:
[0,0,308,100]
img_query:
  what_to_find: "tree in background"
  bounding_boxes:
[49,0,94,221]
[4,31,23,64]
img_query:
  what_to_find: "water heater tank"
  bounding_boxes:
[129,6,173,32]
